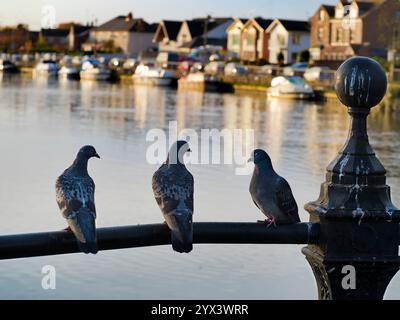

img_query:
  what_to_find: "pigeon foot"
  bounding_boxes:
[64,226,72,232]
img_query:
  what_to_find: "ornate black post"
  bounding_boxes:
[303,56,400,300]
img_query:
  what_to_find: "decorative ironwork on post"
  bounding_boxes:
[303,56,400,300]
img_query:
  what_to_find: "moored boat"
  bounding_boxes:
[132,65,177,87]
[80,59,111,81]
[267,76,315,100]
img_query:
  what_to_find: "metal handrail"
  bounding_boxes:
[0,222,319,260]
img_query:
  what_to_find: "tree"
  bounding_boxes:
[277,52,285,66]
[298,50,310,63]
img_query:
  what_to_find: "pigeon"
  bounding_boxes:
[249,149,300,227]
[152,141,194,253]
[56,145,100,254]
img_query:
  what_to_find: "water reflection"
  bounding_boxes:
[0,75,400,299]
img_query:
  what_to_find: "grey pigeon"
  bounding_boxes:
[56,145,100,254]
[152,141,194,253]
[249,149,300,226]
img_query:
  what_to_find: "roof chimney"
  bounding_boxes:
[126,12,133,22]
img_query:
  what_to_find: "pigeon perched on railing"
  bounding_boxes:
[56,145,100,254]
[152,141,194,253]
[249,149,300,227]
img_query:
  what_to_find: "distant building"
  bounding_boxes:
[0,25,37,52]
[240,18,273,62]
[83,13,157,56]
[226,18,247,58]
[310,0,400,65]
[153,20,183,52]
[153,17,232,53]
[68,24,92,51]
[266,19,310,64]
[39,28,69,50]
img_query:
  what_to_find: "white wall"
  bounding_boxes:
[287,32,310,64]
[268,22,310,64]
[268,23,288,64]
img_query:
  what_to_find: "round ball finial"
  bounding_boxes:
[335,56,387,110]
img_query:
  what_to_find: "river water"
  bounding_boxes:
[0,74,399,299]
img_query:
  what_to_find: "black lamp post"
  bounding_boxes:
[303,56,400,300]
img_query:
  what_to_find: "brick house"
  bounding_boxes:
[310,0,400,65]
[240,18,273,62]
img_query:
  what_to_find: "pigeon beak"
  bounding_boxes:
[187,148,192,153]
[248,157,253,163]
[94,153,101,159]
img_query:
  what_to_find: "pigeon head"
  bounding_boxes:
[167,140,191,165]
[249,149,272,166]
[77,145,101,160]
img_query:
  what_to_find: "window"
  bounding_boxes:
[292,33,300,45]
[247,33,256,46]
[231,34,240,46]
[318,28,324,42]
[336,27,343,43]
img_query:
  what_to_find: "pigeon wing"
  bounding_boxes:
[275,177,300,222]
[152,165,194,215]
[56,174,97,220]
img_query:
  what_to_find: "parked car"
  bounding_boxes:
[304,66,334,82]
[204,61,225,75]
[224,62,248,76]
[283,62,309,76]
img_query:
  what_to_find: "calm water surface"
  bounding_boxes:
[0,74,400,299]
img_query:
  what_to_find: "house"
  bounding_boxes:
[83,13,157,56]
[266,19,310,64]
[310,0,400,65]
[309,4,335,61]
[240,18,273,62]
[68,24,92,51]
[39,28,69,50]
[153,17,232,53]
[177,18,232,50]
[153,20,183,52]
[0,24,35,52]
[226,18,247,57]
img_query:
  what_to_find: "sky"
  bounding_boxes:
[0,0,338,30]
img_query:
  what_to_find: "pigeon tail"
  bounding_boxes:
[68,208,98,255]
[165,211,193,254]
[171,231,193,254]
[78,240,99,255]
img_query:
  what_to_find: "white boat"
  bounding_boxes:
[58,65,80,80]
[80,60,111,81]
[132,65,176,87]
[178,72,231,92]
[33,60,59,77]
[267,76,315,100]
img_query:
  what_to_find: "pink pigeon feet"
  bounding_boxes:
[64,226,72,232]
[257,217,277,228]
